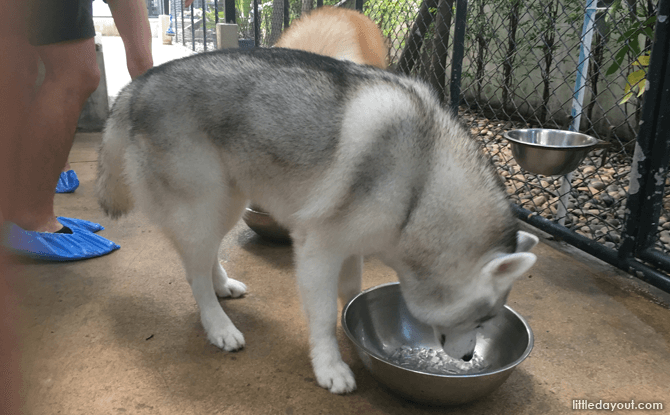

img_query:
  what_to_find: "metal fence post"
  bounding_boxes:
[619,0,670,265]
[397,0,438,75]
[202,0,207,51]
[171,0,179,43]
[190,3,195,50]
[431,0,454,104]
[181,0,185,46]
[449,0,467,114]
[226,0,236,23]
[626,0,670,273]
[254,0,260,46]
[284,0,290,29]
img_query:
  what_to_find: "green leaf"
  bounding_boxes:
[624,19,642,34]
[605,63,620,76]
[645,15,657,27]
[623,26,639,39]
[633,55,650,66]
[615,46,629,61]
[606,48,629,76]
[637,79,646,97]
[620,91,634,104]
[629,38,641,56]
[610,0,623,16]
[627,69,646,86]
[643,26,654,39]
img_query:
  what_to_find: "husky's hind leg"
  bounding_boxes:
[213,261,247,298]
[212,192,248,299]
[294,234,356,394]
[166,191,247,352]
[338,255,362,306]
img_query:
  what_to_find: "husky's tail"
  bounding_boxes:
[95,92,134,219]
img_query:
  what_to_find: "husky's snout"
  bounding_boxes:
[434,326,477,362]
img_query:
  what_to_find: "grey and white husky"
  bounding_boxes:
[96,47,538,394]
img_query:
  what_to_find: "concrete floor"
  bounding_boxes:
[12,37,670,414]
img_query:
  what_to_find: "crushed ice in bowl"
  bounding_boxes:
[388,346,490,375]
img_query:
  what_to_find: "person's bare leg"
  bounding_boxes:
[9,38,100,233]
[0,239,20,415]
[0,2,28,413]
[0,0,39,228]
[0,42,35,228]
[107,0,154,79]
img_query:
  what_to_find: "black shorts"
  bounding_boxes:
[26,0,96,46]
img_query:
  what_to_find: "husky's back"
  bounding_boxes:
[99,49,439,229]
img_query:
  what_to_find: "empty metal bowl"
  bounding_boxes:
[503,128,601,176]
[242,206,291,244]
[342,282,533,406]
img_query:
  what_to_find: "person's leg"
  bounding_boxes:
[107,0,154,79]
[8,38,100,233]
[0,4,28,412]
[0,241,20,415]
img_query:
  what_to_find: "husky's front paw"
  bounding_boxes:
[214,278,247,298]
[207,325,245,351]
[314,360,356,394]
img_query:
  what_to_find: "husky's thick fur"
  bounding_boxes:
[275,6,388,69]
[96,48,538,394]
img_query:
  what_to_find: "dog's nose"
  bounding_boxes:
[440,333,473,360]
[434,326,477,362]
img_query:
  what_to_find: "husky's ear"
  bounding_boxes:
[516,231,539,253]
[483,253,537,285]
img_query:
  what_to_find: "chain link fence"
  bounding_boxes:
[362,0,666,265]
[461,0,655,256]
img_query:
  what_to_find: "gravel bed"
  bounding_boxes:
[461,112,670,254]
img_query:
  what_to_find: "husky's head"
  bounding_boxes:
[391,230,538,361]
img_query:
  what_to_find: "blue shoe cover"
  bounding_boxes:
[1,222,120,261]
[55,170,79,193]
[57,217,104,233]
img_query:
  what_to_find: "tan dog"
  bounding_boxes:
[275,6,388,69]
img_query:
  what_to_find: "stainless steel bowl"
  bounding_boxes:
[503,128,601,176]
[342,282,533,406]
[242,206,291,244]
